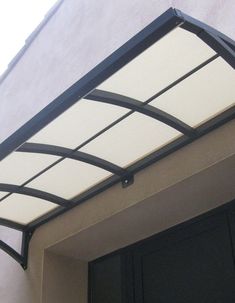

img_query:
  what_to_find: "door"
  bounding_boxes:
[134,213,235,303]
[89,211,235,303]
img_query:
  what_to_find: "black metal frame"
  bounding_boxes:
[0,229,33,269]
[0,183,71,206]
[18,143,129,176]
[87,90,195,136]
[0,8,234,269]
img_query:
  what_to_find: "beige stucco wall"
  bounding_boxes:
[0,1,234,302]
[42,252,87,303]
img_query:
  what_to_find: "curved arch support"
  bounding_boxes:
[18,143,128,176]
[86,89,196,137]
[0,184,71,207]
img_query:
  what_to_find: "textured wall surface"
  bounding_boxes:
[42,252,87,303]
[0,1,234,302]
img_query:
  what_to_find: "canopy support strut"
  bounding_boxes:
[0,229,34,270]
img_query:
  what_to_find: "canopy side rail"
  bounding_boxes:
[175,9,235,48]
[221,39,235,52]
[197,32,235,69]
[0,184,71,207]
[86,90,196,137]
[17,143,128,176]
[175,9,235,68]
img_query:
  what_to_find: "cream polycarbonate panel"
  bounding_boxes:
[29,99,129,148]
[0,152,59,185]
[98,27,215,101]
[0,194,57,224]
[150,58,235,127]
[0,192,8,199]
[28,159,112,199]
[81,113,180,167]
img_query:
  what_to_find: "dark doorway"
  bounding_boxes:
[89,202,235,303]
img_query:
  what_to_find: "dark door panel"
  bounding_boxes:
[134,213,235,303]
[89,254,123,303]
[89,207,235,303]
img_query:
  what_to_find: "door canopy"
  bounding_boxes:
[0,8,234,269]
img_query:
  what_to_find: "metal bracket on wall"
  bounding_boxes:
[122,174,134,188]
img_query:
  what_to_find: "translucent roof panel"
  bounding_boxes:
[81,113,181,167]
[98,27,216,101]
[0,194,57,225]
[29,99,129,149]
[0,192,8,199]
[150,58,235,127]
[0,152,59,185]
[27,159,112,199]
[0,225,22,254]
